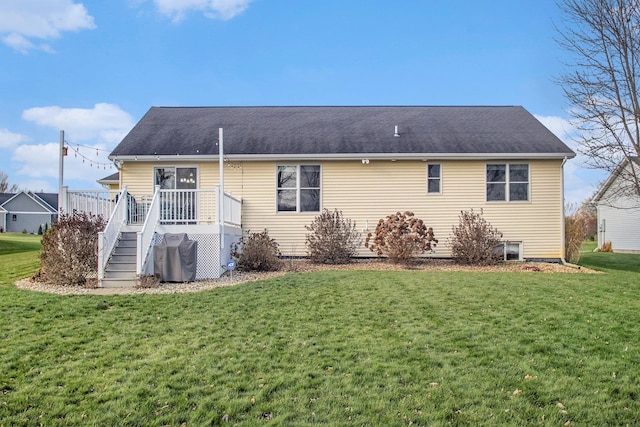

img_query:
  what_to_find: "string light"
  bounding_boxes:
[64,141,114,170]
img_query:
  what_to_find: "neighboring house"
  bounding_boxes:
[592,157,640,253]
[76,105,576,286]
[0,205,7,233]
[0,191,58,233]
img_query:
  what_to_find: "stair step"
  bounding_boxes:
[109,254,136,263]
[101,278,137,288]
[104,270,136,279]
[113,246,136,256]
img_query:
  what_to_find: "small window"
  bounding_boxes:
[486,163,528,202]
[427,164,441,194]
[12,214,17,221]
[494,241,522,261]
[277,165,321,212]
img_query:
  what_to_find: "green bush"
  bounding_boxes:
[39,211,107,286]
[305,209,362,264]
[37,224,43,235]
[231,229,282,272]
[365,211,437,263]
[449,209,503,265]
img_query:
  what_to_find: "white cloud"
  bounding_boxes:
[153,0,253,22]
[0,128,28,149]
[22,103,134,144]
[0,0,95,53]
[12,103,133,189]
[12,141,117,188]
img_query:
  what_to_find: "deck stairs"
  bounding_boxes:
[102,231,138,288]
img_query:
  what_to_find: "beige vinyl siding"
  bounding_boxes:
[119,158,565,259]
[235,159,564,259]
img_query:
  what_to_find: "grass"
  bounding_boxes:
[0,235,639,426]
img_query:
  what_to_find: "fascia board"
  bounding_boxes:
[111,152,576,162]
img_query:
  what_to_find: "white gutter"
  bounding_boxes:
[110,152,577,162]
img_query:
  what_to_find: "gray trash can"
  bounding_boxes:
[154,233,197,282]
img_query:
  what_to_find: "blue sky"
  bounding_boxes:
[0,0,605,204]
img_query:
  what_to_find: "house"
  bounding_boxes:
[97,172,120,192]
[63,106,574,287]
[0,191,58,234]
[592,157,640,253]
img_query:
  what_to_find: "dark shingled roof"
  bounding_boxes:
[98,172,120,182]
[110,106,575,159]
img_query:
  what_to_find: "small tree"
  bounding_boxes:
[231,229,282,271]
[365,211,437,263]
[449,209,503,265]
[37,224,43,235]
[305,209,362,264]
[40,210,107,286]
[565,212,587,263]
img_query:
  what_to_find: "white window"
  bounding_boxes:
[277,165,320,212]
[494,241,522,261]
[154,167,197,190]
[154,167,198,222]
[486,163,529,202]
[427,164,441,194]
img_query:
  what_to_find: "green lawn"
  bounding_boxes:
[1,235,639,426]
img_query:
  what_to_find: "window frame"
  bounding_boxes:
[426,163,442,194]
[154,166,198,190]
[276,164,321,213]
[494,241,523,261]
[486,163,529,202]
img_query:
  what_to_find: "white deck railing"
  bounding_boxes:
[64,188,118,218]
[137,186,161,275]
[97,186,128,280]
[220,187,242,226]
[158,189,217,224]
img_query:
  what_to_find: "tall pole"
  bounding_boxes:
[219,128,224,250]
[58,130,64,215]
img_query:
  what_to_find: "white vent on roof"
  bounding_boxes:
[394,125,400,137]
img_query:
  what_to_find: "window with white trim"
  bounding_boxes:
[277,165,320,212]
[486,163,529,202]
[427,163,441,194]
[154,167,197,190]
[494,241,522,261]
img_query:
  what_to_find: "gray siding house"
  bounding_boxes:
[0,192,58,234]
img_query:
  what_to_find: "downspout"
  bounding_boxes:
[560,156,571,265]
[219,128,225,252]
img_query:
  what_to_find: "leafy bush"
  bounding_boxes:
[305,209,362,264]
[37,224,43,235]
[449,209,503,265]
[365,211,437,263]
[231,229,282,271]
[40,211,107,286]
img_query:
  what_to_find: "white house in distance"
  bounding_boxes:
[592,157,640,253]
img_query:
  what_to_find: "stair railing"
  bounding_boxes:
[137,185,161,275]
[98,186,128,281]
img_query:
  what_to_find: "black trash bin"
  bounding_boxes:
[154,233,197,282]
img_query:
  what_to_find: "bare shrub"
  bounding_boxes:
[231,229,282,271]
[365,211,437,263]
[599,241,613,252]
[565,212,586,263]
[449,209,503,265]
[305,209,362,264]
[137,274,161,288]
[40,211,107,286]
